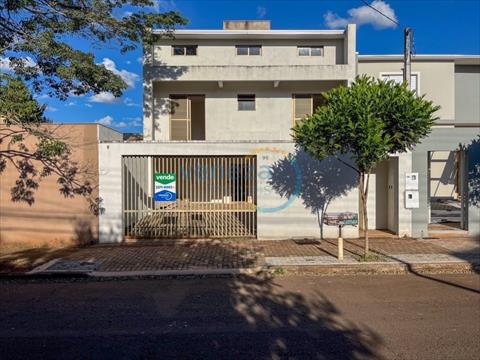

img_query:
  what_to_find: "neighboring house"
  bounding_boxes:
[97,20,479,243]
[358,55,480,238]
[0,124,122,246]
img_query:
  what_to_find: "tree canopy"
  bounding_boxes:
[1,0,186,98]
[0,0,187,210]
[292,75,440,254]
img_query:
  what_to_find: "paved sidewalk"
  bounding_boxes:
[26,237,480,275]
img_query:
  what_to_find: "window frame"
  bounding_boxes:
[237,94,256,111]
[172,45,198,56]
[236,45,262,56]
[297,46,324,57]
[379,72,420,94]
[292,93,325,126]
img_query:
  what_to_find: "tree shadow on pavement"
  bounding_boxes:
[0,268,385,359]
[0,245,77,273]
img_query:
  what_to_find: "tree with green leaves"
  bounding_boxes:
[292,76,439,255]
[0,0,186,209]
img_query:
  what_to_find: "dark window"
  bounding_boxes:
[236,45,261,56]
[185,45,197,56]
[236,46,249,56]
[173,46,185,56]
[238,94,256,111]
[249,46,261,55]
[173,45,197,56]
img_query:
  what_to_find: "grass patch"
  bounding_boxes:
[358,253,385,262]
[272,267,286,275]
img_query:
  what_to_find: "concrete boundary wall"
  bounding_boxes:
[98,141,360,243]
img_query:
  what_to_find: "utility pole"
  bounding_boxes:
[403,27,412,89]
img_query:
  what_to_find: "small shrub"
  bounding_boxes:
[358,253,385,262]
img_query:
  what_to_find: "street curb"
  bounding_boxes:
[90,267,264,278]
[269,261,480,276]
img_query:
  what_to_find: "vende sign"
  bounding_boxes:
[154,173,176,201]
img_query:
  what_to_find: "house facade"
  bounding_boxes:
[97,21,479,243]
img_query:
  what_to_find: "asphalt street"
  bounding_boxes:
[0,273,479,359]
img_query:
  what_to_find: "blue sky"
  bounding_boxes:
[21,0,480,133]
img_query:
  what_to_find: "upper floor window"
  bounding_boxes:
[172,45,197,56]
[293,94,325,125]
[381,73,419,93]
[236,45,261,56]
[298,46,324,57]
[238,94,256,111]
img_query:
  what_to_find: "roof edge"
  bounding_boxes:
[359,54,480,65]
[151,29,347,39]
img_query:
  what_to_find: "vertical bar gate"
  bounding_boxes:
[122,155,257,239]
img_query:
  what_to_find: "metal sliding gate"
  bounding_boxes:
[122,155,257,239]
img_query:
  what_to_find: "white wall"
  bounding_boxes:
[358,60,455,120]
[98,141,360,243]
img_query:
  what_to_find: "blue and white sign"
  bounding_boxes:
[154,173,176,202]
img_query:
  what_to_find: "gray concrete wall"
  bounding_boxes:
[455,65,480,125]
[98,141,360,243]
[411,128,480,237]
[98,125,123,142]
[151,80,345,141]
[153,38,346,66]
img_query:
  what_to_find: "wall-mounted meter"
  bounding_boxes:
[405,190,419,209]
[405,172,419,190]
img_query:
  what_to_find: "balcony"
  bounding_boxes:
[144,64,355,83]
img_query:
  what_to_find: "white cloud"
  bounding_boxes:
[101,58,139,88]
[151,0,176,12]
[96,115,141,130]
[257,6,267,19]
[324,0,398,30]
[0,56,37,72]
[46,105,58,112]
[66,101,76,107]
[124,117,143,128]
[324,11,349,29]
[36,94,50,100]
[124,97,139,107]
[85,103,93,108]
[0,57,11,72]
[88,92,119,104]
[96,115,114,126]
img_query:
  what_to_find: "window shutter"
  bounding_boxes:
[170,97,188,120]
[294,95,312,120]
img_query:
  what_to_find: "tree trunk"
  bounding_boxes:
[359,172,371,256]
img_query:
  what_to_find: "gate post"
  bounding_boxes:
[337,224,344,261]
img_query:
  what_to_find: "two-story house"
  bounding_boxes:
[97,21,479,243]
